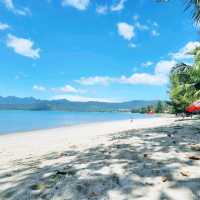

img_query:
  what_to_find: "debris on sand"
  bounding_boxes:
[161,176,168,182]
[143,153,148,158]
[55,168,76,176]
[190,144,200,151]
[30,183,47,191]
[188,155,200,160]
[180,170,190,177]
[1,117,200,200]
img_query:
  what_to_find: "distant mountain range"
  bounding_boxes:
[0,96,158,112]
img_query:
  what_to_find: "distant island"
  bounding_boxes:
[0,96,159,112]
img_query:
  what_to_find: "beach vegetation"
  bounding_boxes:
[186,0,200,24]
[131,101,171,114]
[169,48,200,113]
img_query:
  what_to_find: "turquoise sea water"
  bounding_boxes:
[0,110,152,134]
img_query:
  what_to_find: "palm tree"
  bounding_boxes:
[186,0,200,24]
[167,1,200,113]
[169,63,193,112]
[169,47,200,113]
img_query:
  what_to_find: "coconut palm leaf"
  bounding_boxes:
[186,0,200,24]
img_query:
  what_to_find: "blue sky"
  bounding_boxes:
[0,0,199,102]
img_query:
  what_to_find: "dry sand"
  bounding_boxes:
[0,116,200,200]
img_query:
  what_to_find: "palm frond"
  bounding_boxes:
[185,0,200,24]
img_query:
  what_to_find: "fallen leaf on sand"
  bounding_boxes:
[190,144,200,151]
[30,183,46,191]
[180,170,190,177]
[188,155,200,160]
[161,176,168,182]
[56,170,67,175]
[89,192,98,197]
[144,154,148,158]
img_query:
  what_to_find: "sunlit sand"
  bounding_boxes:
[0,116,200,199]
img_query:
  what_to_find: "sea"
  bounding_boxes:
[0,110,153,134]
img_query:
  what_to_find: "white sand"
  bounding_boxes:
[0,116,200,200]
[0,117,174,164]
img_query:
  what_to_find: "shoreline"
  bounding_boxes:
[0,117,175,163]
[0,110,148,136]
[0,115,173,137]
[0,113,171,136]
[0,118,133,136]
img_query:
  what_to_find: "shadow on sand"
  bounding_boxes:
[0,119,200,200]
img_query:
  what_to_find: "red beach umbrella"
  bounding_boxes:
[148,110,155,115]
[186,100,200,113]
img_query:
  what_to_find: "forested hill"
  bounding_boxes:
[0,96,158,112]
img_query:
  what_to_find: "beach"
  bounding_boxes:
[0,116,200,200]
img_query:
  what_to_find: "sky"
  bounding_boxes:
[0,0,199,102]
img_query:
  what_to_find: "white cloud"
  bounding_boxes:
[33,85,46,92]
[76,76,113,86]
[14,75,20,80]
[96,5,108,14]
[111,0,126,12]
[52,95,115,102]
[75,42,198,87]
[118,73,167,85]
[0,22,10,30]
[77,73,166,86]
[33,84,82,94]
[153,22,158,27]
[62,0,90,10]
[6,34,40,59]
[135,22,149,31]
[119,60,176,85]
[76,60,176,86]
[3,0,15,10]
[151,29,160,37]
[133,18,159,37]
[155,60,176,75]
[141,61,153,67]
[170,41,200,60]
[51,85,78,93]
[2,0,30,15]
[133,14,139,21]
[128,43,136,48]
[117,22,135,41]
[96,0,126,15]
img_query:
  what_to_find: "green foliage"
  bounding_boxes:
[155,101,164,113]
[186,0,200,24]
[131,101,171,114]
[169,47,200,113]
